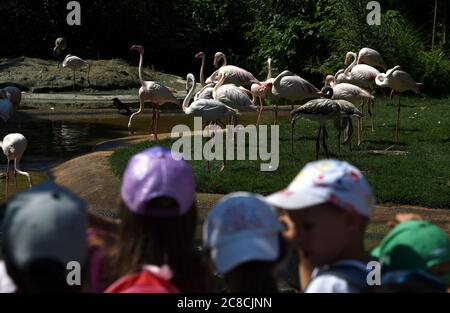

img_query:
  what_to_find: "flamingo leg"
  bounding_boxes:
[256,97,264,126]
[149,105,156,135]
[291,119,296,155]
[396,95,401,141]
[315,125,322,160]
[337,118,341,154]
[371,99,376,132]
[13,168,17,190]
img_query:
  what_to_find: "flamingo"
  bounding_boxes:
[194,52,214,101]
[375,65,422,141]
[204,51,228,85]
[271,70,322,123]
[2,86,22,109]
[212,52,260,88]
[128,45,179,140]
[1,133,32,198]
[337,52,380,137]
[345,47,387,70]
[322,76,373,145]
[62,54,91,92]
[213,74,259,126]
[290,98,341,160]
[334,99,363,151]
[250,58,277,124]
[184,74,238,171]
[53,37,67,67]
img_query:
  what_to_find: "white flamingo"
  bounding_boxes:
[213,75,259,126]
[212,52,260,87]
[322,76,373,145]
[184,74,238,171]
[271,70,322,123]
[1,133,32,198]
[62,54,91,92]
[337,52,380,137]
[194,52,214,101]
[128,45,179,140]
[375,65,422,140]
[345,47,387,70]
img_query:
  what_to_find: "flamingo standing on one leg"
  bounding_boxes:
[62,54,91,92]
[183,74,238,171]
[375,66,422,141]
[334,99,363,152]
[129,45,179,140]
[1,133,32,198]
[271,70,323,125]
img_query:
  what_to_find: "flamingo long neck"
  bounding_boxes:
[266,58,273,80]
[182,76,196,113]
[138,51,145,86]
[221,53,227,66]
[344,52,358,76]
[199,55,205,86]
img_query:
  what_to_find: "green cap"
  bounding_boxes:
[372,220,450,272]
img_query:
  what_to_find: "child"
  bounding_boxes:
[203,192,286,293]
[105,146,208,293]
[266,160,376,293]
[1,182,87,293]
[371,217,450,292]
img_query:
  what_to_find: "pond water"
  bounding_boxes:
[0,108,289,201]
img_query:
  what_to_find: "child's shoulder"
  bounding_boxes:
[305,260,369,293]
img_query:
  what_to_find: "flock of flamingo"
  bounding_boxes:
[0,38,424,192]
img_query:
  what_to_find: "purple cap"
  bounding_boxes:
[120,147,196,217]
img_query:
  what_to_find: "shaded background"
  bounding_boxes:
[1,0,449,95]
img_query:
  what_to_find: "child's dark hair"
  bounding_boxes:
[108,197,206,292]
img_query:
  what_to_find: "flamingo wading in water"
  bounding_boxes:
[1,133,32,198]
[128,45,179,140]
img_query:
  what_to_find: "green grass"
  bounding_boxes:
[109,96,450,208]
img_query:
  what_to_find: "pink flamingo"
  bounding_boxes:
[345,47,387,70]
[212,52,260,87]
[376,66,422,141]
[250,58,277,124]
[128,45,179,140]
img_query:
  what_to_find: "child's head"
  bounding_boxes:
[114,146,200,291]
[371,220,450,287]
[203,192,286,293]
[266,160,375,266]
[1,182,87,293]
